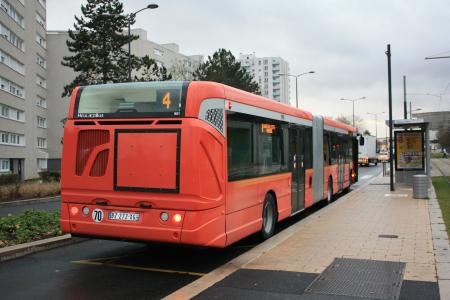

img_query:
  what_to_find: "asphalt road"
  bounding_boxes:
[0,197,60,216]
[0,165,382,300]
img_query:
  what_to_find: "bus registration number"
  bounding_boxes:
[108,211,140,221]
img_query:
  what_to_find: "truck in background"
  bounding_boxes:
[357,134,378,166]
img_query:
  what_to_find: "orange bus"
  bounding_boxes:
[60,81,357,247]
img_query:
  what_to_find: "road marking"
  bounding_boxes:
[360,175,373,180]
[384,193,408,197]
[72,259,206,277]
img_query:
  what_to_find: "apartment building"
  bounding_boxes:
[45,29,203,170]
[239,53,290,104]
[0,0,47,179]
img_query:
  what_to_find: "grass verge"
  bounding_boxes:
[432,176,450,238]
[0,210,62,248]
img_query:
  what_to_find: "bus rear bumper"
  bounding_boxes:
[60,203,226,247]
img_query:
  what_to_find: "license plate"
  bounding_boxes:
[108,211,140,221]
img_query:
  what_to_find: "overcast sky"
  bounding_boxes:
[47,0,450,135]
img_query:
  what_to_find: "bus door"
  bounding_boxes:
[289,127,305,213]
[337,136,344,191]
[338,154,344,191]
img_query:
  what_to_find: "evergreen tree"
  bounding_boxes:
[135,55,172,82]
[193,48,260,94]
[62,0,138,96]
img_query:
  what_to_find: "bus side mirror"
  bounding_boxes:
[359,137,365,146]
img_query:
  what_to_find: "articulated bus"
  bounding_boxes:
[60,81,358,247]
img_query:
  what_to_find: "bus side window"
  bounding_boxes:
[359,136,365,146]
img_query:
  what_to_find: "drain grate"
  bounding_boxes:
[305,258,405,299]
[379,234,399,239]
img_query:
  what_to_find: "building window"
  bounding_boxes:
[0,131,24,146]
[37,0,46,8]
[0,49,25,74]
[37,96,47,108]
[36,13,45,28]
[0,23,24,51]
[36,33,46,48]
[0,76,25,98]
[0,0,24,28]
[0,158,10,172]
[36,54,46,68]
[37,137,46,148]
[37,116,47,128]
[0,103,24,122]
[264,66,268,71]
[37,158,47,171]
[153,48,163,56]
[36,75,46,88]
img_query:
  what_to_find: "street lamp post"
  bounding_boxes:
[127,4,158,82]
[340,97,367,128]
[101,4,158,82]
[367,111,384,151]
[279,71,315,108]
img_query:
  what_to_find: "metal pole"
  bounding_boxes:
[127,19,132,82]
[352,100,355,128]
[386,44,394,191]
[295,76,298,108]
[409,102,412,119]
[403,76,407,119]
[375,114,378,150]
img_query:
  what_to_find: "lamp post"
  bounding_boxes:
[127,4,158,81]
[367,111,384,152]
[340,97,367,128]
[279,71,315,108]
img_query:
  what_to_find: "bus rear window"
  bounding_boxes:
[74,81,188,118]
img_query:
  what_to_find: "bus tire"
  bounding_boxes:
[327,177,333,203]
[261,193,277,240]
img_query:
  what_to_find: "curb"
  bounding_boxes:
[0,234,84,262]
[164,174,381,300]
[0,196,60,208]
[428,180,450,300]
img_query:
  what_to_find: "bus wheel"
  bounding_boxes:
[261,193,276,240]
[327,178,333,203]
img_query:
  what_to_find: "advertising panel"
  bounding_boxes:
[395,131,424,170]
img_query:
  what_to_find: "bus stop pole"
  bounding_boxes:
[386,44,395,191]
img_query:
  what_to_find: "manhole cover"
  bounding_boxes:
[305,258,405,299]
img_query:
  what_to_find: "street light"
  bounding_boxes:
[367,111,384,152]
[340,97,367,128]
[127,4,158,82]
[410,107,422,119]
[279,71,315,108]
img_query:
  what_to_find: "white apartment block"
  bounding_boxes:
[0,0,48,179]
[239,53,290,104]
[45,29,203,170]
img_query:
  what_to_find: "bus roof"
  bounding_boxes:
[185,81,356,133]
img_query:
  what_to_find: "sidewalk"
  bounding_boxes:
[166,175,449,299]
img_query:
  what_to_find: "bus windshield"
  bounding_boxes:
[74,81,188,118]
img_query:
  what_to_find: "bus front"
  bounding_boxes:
[60,81,227,247]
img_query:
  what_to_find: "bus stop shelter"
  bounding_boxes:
[390,119,430,186]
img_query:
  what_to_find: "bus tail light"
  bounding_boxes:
[173,213,182,223]
[160,212,169,222]
[70,206,79,216]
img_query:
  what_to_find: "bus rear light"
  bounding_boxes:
[173,213,182,223]
[160,212,169,222]
[70,206,79,216]
[82,206,90,215]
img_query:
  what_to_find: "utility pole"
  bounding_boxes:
[386,44,394,191]
[403,76,407,119]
